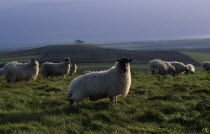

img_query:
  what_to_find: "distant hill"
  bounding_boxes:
[0,44,200,66]
[96,38,210,51]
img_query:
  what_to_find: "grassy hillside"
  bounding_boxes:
[0,55,38,64]
[181,52,210,64]
[97,38,210,51]
[0,70,210,133]
[0,44,200,66]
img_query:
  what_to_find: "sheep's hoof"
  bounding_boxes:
[69,99,75,106]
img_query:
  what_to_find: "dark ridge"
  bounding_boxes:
[0,44,200,65]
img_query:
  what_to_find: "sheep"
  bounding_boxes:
[169,61,189,75]
[42,57,71,78]
[66,57,132,105]
[69,63,77,75]
[203,61,210,72]
[149,59,176,76]
[186,64,195,74]
[3,59,39,83]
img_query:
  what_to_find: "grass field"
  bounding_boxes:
[0,68,210,134]
[181,52,210,64]
[0,55,38,64]
[78,63,149,72]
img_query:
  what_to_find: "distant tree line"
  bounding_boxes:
[75,40,85,44]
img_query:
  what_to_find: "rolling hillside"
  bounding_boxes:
[181,52,210,64]
[96,38,210,51]
[0,44,199,67]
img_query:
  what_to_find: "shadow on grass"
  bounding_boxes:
[192,89,210,94]
[147,95,181,102]
[0,112,43,125]
[0,100,114,125]
[135,111,166,123]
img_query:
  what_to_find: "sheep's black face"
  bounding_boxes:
[30,59,38,66]
[64,57,71,65]
[116,57,132,73]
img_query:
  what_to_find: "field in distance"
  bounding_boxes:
[97,38,210,51]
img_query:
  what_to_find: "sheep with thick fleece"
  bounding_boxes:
[186,64,195,74]
[203,61,210,72]
[3,59,39,83]
[149,59,176,75]
[69,63,77,75]
[0,68,4,76]
[66,57,132,105]
[42,57,71,78]
[169,61,189,75]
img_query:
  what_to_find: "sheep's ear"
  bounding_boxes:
[116,59,120,62]
[128,59,132,62]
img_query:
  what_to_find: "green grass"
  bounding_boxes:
[182,51,210,64]
[0,68,210,134]
[78,63,149,73]
[0,55,38,64]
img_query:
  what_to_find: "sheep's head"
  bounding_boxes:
[184,66,190,75]
[116,57,132,73]
[64,57,71,65]
[30,59,39,66]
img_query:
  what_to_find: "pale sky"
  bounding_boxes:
[0,0,210,47]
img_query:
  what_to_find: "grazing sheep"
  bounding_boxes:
[203,61,210,72]
[149,59,176,76]
[69,63,77,75]
[169,61,189,75]
[66,57,132,105]
[42,57,71,78]
[0,68,4,76]
[186,64,195,74]
[3,59,39,83]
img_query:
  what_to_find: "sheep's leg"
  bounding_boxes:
[69,99,75,106]
[7,79,12,84]
[109,97,117,104]
[7,76,15,84]
[114,96,117,104]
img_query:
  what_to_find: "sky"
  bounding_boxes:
[0,0,210,47]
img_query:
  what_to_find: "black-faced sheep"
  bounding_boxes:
[42,57,71,78]
[149,59,176,76]
[69,63,77,75]
[203,61,210,72]
[186,64,195,74]
[3,59,39,83]
[66,57,132,105]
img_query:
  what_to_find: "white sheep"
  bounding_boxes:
[186,64,195,74]
[42,57,71,78]
[203,61,210,72]
[0,68,4,76]
[69,63,77,75]
[169,61,189,75]
[66,57,132,105]
[3,59,39,83]
[149,59,176,76]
